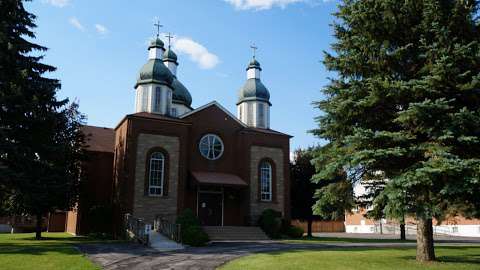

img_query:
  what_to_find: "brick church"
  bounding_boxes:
[65,36,291,235]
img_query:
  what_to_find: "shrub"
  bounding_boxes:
[176,208,200,229]
[176,208,209,246]
[182,226,209,246]
[284,225,304,238]
[258,209,282,239]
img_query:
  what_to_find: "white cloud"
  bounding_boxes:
[95,24,108,35]
[174,37,219,69]
[69,17,85,32]
[42,0,70,8]
[147,34,220,69]
[224,0,331,10]
[159,34,219,69]
[224,0,303,10]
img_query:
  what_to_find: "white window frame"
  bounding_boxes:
[260,161,272,201]
[148,152,165,196]
[198,134,224,160]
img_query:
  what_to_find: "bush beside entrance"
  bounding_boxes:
[176,209,209,246]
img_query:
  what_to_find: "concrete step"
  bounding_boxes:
[203,226,270,241]
[149,231,184,251]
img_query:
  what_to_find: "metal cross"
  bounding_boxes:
[250,43,258,58]
[165,32,174,48]
[154,20,163,38]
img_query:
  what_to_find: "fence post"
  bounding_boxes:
[177,223,181,243]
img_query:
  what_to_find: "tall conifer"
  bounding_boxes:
[313,0,480,261]
[0,0,85,239]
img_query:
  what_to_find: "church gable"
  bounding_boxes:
[180,101,246,130]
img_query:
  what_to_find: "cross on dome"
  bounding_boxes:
[165,32,174,49]
[250,43,258,59]
[154,20,163,38]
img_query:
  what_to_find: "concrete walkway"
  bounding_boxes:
[76,239,480,270]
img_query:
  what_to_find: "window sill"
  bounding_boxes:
[146,194,168,198]
[257,200,277,204]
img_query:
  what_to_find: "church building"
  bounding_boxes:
[65,36,291,234]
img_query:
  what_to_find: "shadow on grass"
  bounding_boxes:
[0,243,81,256]
[0,233,125,256]
[398,246,480,264]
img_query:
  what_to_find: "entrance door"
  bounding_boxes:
[198,192,223,226]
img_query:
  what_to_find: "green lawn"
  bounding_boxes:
[220,246,480,270]
[0,233,102,270]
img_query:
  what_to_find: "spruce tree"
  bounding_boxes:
[291,148,324,237]
[0,0,85,239]
[312,0,480,261]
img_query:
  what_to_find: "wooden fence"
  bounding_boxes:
[291,220,345,233]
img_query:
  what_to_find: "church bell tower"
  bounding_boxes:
[134,22,174,115]
[237,45,271,129]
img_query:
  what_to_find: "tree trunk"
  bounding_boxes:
[400,222,406,241]
[400,216,406,241]
[35,213,42,240]
[307,217,313,237]
[416,217,435,262]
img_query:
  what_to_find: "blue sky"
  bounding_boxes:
[26,0,338,151]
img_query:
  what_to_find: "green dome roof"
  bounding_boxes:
[247,58,262,71]
[148,38,165,49]
[237,78,270,105]
[163,48,178,63]
[135,58,174,88]
[171,77,192,107]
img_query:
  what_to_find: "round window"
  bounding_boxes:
[199,134,224,160]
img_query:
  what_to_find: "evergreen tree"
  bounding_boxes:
[290,148,323,237]
[0,0,85,239]
[312,0,480,261]
[311,143,354,221]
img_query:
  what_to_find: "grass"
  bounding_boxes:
[220,246,480,270]
[284,236,416,244]
[0,232,109,270]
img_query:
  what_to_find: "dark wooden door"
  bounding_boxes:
[198,193,222,226]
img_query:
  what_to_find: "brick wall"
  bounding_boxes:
[249,146,285,224]
[132,133,180,224]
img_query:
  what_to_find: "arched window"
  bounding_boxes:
[148,152,165,196]
[260,161,272,201]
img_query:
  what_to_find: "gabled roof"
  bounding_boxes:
[129,112,187,123]
[243,126,292,137]
[180,101,247,128]
[81,125,115,153]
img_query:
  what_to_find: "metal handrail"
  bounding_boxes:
[125,213,150,245]
[154,215,181,243]
[374,222,458,236]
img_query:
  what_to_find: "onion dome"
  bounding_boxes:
[237,78,270,105]
[163,48,178,64]
[136,38,173,88]
[148,38,165,49]
[238,58,270,105]
[247,58,262,70]
[171,77,192,107]
[135,59,174,88]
